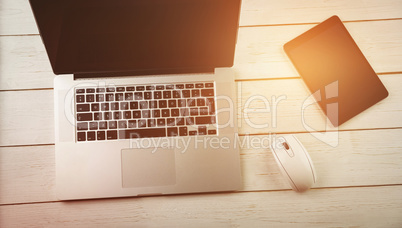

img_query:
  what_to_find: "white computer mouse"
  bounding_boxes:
[270,135,317,192]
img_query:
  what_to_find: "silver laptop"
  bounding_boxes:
[30,0,242,200]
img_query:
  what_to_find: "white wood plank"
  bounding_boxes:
[1,20,401,90]
[238,74,402,135]
[1,75,401,146]
[2,0,402,35]
[239,0,402,26]
[1,185,402,227]
[2,129,402,205]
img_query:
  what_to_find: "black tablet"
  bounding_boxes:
[284,15,388,127]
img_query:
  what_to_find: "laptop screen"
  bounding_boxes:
[29,0,241,76]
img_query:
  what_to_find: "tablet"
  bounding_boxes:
[284,15,388,127]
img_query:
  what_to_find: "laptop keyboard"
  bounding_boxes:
[75,82,217,142]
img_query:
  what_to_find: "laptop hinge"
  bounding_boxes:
[73,68,214,80]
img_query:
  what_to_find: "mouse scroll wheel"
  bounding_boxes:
[282,142,290,150]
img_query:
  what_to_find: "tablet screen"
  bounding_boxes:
[284,16,388,126]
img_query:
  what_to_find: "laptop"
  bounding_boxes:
[29,0,242,200]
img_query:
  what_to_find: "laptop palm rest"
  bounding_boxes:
[121,148,176,188]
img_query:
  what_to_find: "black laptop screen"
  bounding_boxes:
[29,0,241,76]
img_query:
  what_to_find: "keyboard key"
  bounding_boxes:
[91,103,99,111]
[146,85,155,90]
[199,107,209,115]
[166,85,174,89]
[117,87,125,92]
[126,86,135,91]
[197,98,205,106]
[138,119,147,128]
[178,99,186,107]
[118,128,166,139]
[130,101,139,110]
[133,111,141,118]
[208,129,217,135]
[175,84,184,89]
[97,131,106,140]
[195,83,204,88]
[179,127,188,136]
[106,94,114,101]
[119,120,127,128]
[190,108,199,116]
[123,111,132,119]
[128,120,137,128]
[101,103,109,111]
[196,116,216,125]
[76,89,85,94]
[159,100,167,108]
[116,93,124,101]
[168,100,177,108]
[201,89,214,97]
[86,94,95,102]
[182,90,190,98]
[106,87,115,92]
[77,122,88,131]
[139,101,148,109]
[154,91,162,99]
[205,83,214,88]
[94,112,102,120]
[111,102,119,110]
[191,89,200,97]
[77,132,86,141]
[171,109,180,117]
[167,127,178,136]
[107,130,118,140]
[187,99,196,107]
[87,131,96,141]
[176,118,185,126]
[76,95,85,103]
[86,88,95,93]
[120,102,129,110]
[186,117,195,125]
[77,104,90,112]
[109,121,117,129]
[180,108,189,116]
[134,92,143,100]
[144,92,152,100]
[142,110,151,118]
[152,109,161,118]
[161,109,170,117]
[163,91,171,99]
[156,85,165,90]
[198,126,207,135]
[185,84,194,89]
[96,88,106,93]
[172,91,181,98]
[113,111,122,120]
[148,119,156,127]
[96,94,105,102]
[77,113,92,121]
[167,118,175,126]
[89,122,98,130]
[189,131,197,136]
[125,93,134,100]
[136,86,145,91]
[104,112,112,120]
[99,121,108,129]
[157,118,165,127]
[206,98,216,114]
[149,100,158,109]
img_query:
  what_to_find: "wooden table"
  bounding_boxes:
[1,0,402,227]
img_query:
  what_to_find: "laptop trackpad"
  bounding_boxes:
[121,148,176,188]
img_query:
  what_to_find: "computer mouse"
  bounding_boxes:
[270,135,317,192]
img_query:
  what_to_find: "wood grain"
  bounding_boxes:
[1,19,401,90]
[2,129,402,205]
[1,185,402,227]
[1,0,402,35]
